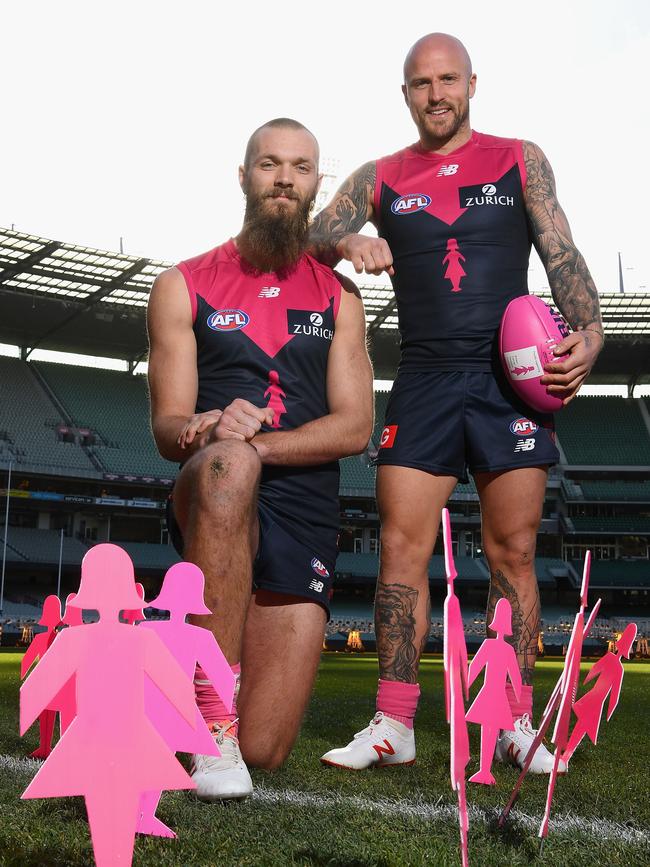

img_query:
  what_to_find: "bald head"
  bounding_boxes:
[403,33,472,83]
[244,118,319,170]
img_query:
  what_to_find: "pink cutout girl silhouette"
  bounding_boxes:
[20,544,196,867]
[466,598,522,785]
[137,562,234,838]
[264,370,287,429]
[561,622,637,763]
[443,238,466,293]
[20,595,62,759]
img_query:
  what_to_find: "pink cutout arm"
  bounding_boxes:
[467,643,488,688]
[143,630,196,728]
[20,631,76,735]
[20,636,45,678]
[604,659,627,722]
[507,649,523,702]
[583,655,605,685]
[195,629,236,713]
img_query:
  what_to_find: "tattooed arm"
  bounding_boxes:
[522,140,604,404]
[309,161,394,276]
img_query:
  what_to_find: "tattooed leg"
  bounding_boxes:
[487,569,540,684]
[375,582,428,683]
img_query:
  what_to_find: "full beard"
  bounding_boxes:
[237,188,315,276]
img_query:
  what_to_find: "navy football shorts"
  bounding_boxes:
[375,369,559,483]
[167,495,337,616]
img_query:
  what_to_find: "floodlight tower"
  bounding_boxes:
[315,157,341,214]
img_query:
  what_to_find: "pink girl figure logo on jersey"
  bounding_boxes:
[19,544,196,867]
[465,597,522,785]
[561,622,637,764]
[265,369,287,429]
[443,238,467,293]
[20,594,62,759]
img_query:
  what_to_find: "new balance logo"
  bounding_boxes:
[309,579,324,593]
[372,739,395,760]
[258,286,281,298]
[514,438,536,453]
[507,743,521,762]
[437,164,459,177]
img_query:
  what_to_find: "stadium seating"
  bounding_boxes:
[0,357,96,474]
[0,527,89,565]
[570,516,650,534]
[575,559,650,588]
[578,480,650,501]
[339,456,376,495]
[371,390,391,446]
[556,396,650,465]
[34,362,177,478]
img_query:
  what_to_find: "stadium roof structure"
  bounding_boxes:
[1,226,650,384]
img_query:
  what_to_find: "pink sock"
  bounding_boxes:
[506,683,533,721]
[195,662,240,735]
[376,678,420,729]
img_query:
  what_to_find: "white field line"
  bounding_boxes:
[3,755,647,847]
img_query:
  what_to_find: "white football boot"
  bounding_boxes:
[190,720,253,800]
[320,712,416,770]
[495,713,567,775]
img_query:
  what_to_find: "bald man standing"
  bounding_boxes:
[313,34,603,774]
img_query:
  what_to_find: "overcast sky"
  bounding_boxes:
[1,0,649,294]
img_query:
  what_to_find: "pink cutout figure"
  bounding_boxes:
[136,561,235,839]
[499,596,602,828]
[466,598,522,785]
[443,238,466,293]
[561,622,637,764]
[54,592,84,737]
[539,550,592,849]
[20,595,62,759]
[123,582,146,625]
[20,544,196,867]
[264,369,287,429]
[442,508,471,867]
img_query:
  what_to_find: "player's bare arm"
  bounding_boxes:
[309,162,394,276]
[251,274,374,465]
[147,269,271,461]
[522,140,604,404]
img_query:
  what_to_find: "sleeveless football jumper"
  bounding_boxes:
[373,132,559,477]
[168,240,343,609]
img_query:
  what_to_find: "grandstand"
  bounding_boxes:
[1,226,650,651]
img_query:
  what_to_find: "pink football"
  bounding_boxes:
[499,295,570,413]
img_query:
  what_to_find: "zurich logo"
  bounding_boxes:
[311,557,330,578]
[482,183,496,196]
[310,312,324,327]
[509,417,539,436]
[207,309,250,331]
[391,193,431,215]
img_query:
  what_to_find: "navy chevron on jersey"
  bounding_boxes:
[374,131,532,371]
[176,240,343,549]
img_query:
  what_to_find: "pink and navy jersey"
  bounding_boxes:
[176,240,342,545]
[374,131,531,371]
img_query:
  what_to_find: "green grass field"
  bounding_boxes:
[1,652,649,866]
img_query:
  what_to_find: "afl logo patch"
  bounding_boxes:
[311,557,330,579]
[207,309,250,331]
[509,417,539,436]
[391,194,431,215]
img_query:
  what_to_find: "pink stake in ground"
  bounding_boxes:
[466,598,522,786]
[538,550,592,851]
[561,621,637,764]
[137,561,235,839]
[20,595,62,759]
[20,544,197,867]
[498,596,602,828]
[442,508,471,867]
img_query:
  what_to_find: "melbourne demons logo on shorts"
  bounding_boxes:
[311,557,330,579]
[207,309,250,331]
[509,417,538,436]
